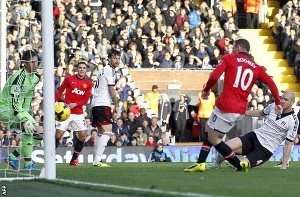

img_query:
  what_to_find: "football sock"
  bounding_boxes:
[197,143,212,163]
[71,138,84,162]
[55,138,60,148]
[214,141,242,170]
[94,134,110,163]
[9,150,20,160]
[197,132,212,163]
[213,153,225,166]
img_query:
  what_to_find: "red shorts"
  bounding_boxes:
[91,106,113,127]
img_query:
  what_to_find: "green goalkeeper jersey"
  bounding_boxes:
[0,68,40,121]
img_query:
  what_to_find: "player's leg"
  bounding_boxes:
[244,133,273,169]
[55,116,72,148]
[92,106,112,167]
[205,110,245,171]
[93,126,111,167]
[0,111,20,170]
[69,114,88,165]
[184,124,212,172]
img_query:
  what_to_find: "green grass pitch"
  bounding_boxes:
[1,162,299,197]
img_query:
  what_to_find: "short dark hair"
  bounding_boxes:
[76,60,88,67]
[234,39,250,52]
[108,49,121,58]
[21,50,38,61]
[152,85,158,90]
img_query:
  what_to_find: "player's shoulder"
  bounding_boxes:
[103,65,114,75]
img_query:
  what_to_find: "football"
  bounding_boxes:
[54,102,71,122]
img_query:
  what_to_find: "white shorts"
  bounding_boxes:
[56,114,87,132]
[207,107,243,134]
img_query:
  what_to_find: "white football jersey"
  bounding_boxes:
[254,103,299,153]
[91,64,115,107]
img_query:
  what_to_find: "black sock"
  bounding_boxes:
[71,138,84,162]
[197,132,212,163]
[11,150,20,158]
[55,138,60,148]
[214,141,242,170]
[197,143,212,163]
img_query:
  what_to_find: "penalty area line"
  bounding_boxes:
[56,178,219,197]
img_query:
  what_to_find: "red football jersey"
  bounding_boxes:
[55,75,93,114]
[203,52,280,114]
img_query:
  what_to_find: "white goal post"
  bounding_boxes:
[41,0,56,180]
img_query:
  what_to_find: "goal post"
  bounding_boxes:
[41,0,56,180]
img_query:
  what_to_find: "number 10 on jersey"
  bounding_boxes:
[233,66,254,91]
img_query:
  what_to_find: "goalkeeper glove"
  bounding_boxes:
[16,112,37,133]
[23,120,35,133]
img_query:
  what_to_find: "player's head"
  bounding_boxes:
[76,60,88,78]
[280,91,295,112]
[21,49,38,73]
[233,39,250,53]
[108,49,121,68]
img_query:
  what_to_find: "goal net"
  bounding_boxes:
[0,0,54,180]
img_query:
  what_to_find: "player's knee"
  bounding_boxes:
[55,130,64,139]
[77,131,87,142]
[98,134,110,147]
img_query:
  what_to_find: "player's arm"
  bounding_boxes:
[281,139,293,169]
[109,85,119,107]
[282,118,299,169]
[55,77,68,102]
[202,58,227,98]
[245,110,264,117]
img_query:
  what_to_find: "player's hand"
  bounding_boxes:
[275,105,283,115]
[23,120,35,133]
[201,90,210,100]
[68,103,77,109]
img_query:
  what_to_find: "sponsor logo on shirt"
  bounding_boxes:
[72,88,85,95]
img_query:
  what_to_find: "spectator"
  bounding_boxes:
[136,108,151,127]
[158,94,172,131]
[144,85,160,116]
[112,118,129,138]
[132,126,148,146]
[149,143,171,162]
[85,129,98,147]
[107,133,117,146]
[128,136,138,146]
[173,94,190,142]
[145,135,156,146]
[244,0,261,28]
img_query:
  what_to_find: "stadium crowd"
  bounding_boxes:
[1,0,299,148]
[272,0,300,81]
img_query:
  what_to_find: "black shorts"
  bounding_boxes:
[91,106,113,127]
[239,132,273,167]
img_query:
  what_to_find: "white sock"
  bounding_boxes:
[94,134,110,163]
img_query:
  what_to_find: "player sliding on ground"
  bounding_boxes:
[184,39,282,172]
[0,50,43,170]
[213,91,299,170]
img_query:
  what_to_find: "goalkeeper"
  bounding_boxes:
[0,50,42,170]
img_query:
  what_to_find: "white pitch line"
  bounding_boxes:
[0,177,38,181]
[56,178,222,197]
